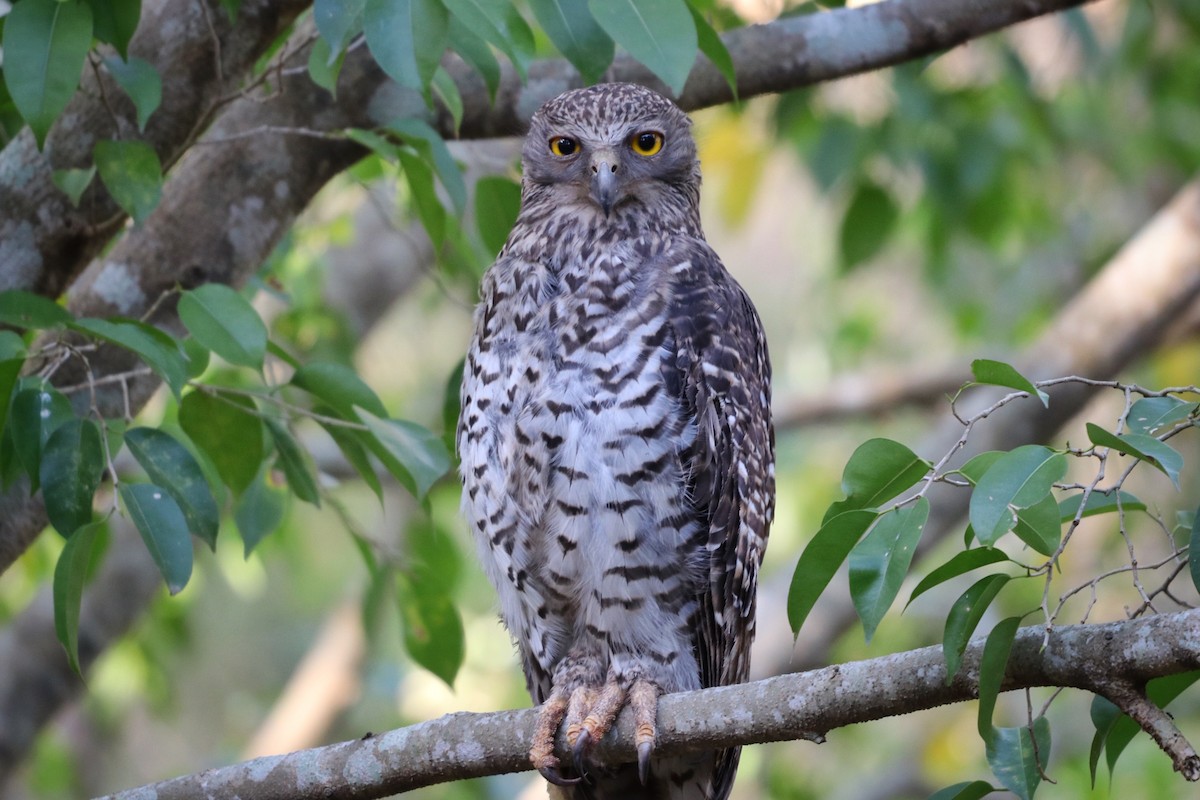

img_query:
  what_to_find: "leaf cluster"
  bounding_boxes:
[787,360,1200,798]
[0,287,452,677]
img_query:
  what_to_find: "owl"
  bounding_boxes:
[458,82,774,799]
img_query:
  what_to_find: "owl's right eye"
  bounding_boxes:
[549,136,578,157]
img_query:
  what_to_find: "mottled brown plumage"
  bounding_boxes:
[458,83,774,799]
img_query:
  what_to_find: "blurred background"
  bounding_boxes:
[3,0,1200,797]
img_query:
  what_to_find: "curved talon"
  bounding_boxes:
[538,765,582,787]
[571,728,593,778]
[637,740,653,785]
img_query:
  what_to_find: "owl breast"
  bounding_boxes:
[460,234,707,700]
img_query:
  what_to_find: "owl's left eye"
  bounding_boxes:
[630,131,664,157]
[549,136,578,157]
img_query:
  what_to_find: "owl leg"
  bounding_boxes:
[568,671,662,785]
[530,684,580,786]
[630,678,661,783]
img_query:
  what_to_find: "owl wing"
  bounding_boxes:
[667,238,775,690]
[665,239,773,799]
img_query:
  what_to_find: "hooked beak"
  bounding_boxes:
[589,152,621,215]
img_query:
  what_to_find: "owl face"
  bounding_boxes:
[522,83,699,218]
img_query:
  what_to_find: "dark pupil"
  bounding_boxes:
[638,133,657,151]
[556,138,576,155]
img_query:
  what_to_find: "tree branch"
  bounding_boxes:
[97,610,1200,799]
[763,176,1200,675]
[0,0,309,298]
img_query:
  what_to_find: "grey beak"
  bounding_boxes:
[590,157,620,215]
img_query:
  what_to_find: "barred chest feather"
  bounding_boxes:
[459,230,707,698]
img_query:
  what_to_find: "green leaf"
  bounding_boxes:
[397,147,446,244]
[41,418,104,537]
[396,572,465,686]
[907,547,1009,609]
[431,66,463,133]
[363,0,448,91]
[0,290,73,329]
[314,0,366,54]
[320,420,383,500]
[588,0,697,96]
[958,451,1005,485]
[823,437,929,523]
[442,358,464,451]
[1,0,93,147]
[528,0,614,83]
[968,445,1067,545]
[463,0,535,79]
[308,37,345,97]
[178,284,268,370]
[181,336,211,378]
[943,574,1010,680]
[474,175,521,256]
[10,383,74,493]
[69,317,187,397]
[1192,501,1200,595]
[442,0,520,69]
[91,0,141,58]
[52,166,96,206]
[388,117,467,213]
[1086,424,1183,489]
[447,14,500,98]
[265,418,321,506]
[104,56,161,132]
[687,2,736,97]
[120,482,193,594]
[235,468,288,556]
[977,615,1022,738]
[1058,489,1146,522]
[985,718,1050,800]
[787,510,877,635]
[291,362,387,418]
[124,427,220,550]
[848,498,928,641]
[838,179,899,272]
[1126,396,1197,435]
[1088,694,1121,786]
[0,340,26,442]
[53,520,105,675]
[408,516,462,590]
[357,408,451,499]
[178,390,263,495]
[1012,493,1060,556]
[970,359,1048,407]
[93,139,163,224]
[926,782,998,800]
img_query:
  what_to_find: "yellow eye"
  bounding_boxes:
[549,136,578,157]
[630,131,664,157]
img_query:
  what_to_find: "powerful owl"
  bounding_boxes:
[458,82,774,799]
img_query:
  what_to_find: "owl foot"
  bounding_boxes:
[565,676,661,785]
[530,686,580,786]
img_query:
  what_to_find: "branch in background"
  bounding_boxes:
[0,0,310,299]
[757,177,1200,675]
[774,364,968,429]
[99,610,1200,799]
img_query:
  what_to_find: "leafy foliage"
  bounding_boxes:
[3,0,1200,795]
[0,286,453,679]
[791,360,1199,796]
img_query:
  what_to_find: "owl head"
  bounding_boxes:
[521,83,700,220]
